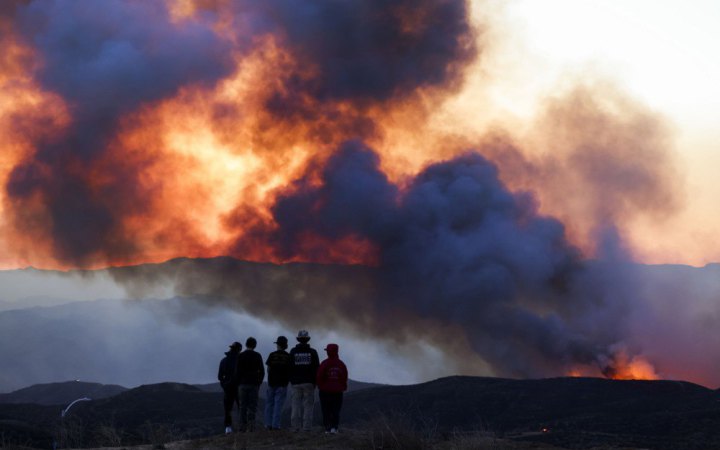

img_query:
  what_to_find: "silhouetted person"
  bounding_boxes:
[264,335,292,429]
[316,343,348,434]
[289,329,319,431]
[218,341,242,434]
[235,337,264,432]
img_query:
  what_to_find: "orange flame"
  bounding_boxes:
[604,351,660,381]
[567,349,660,381]
[101,35,384,267]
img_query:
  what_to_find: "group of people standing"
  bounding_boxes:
[217,330,348,435]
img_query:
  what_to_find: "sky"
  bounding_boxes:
[460,0,720,266]
[2,0,720,388]
[1,0,719,268]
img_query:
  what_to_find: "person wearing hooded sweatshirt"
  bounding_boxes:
[218,341,242,434]
[316,343,348,434]
[235,337,264,432]
[264,335,292,430]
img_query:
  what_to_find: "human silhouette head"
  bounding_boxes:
[296,329,310,343]
[245,337,257,349]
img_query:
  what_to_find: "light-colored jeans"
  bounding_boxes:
[291,383,315,430]
[264,385,287,429]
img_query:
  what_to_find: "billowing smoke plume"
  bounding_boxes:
[244,0,475,103]
[268,141,635,376]
[0,1,693,381]
[483,83,682,259]
[2,0,476,267]
[5,1,234,265]
[116,141,636,377]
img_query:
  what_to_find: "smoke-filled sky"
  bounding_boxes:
[2,0,718,269]
[476,0,720,266]
[2,0,720,388]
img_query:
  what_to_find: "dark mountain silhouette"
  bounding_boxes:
[0,378,379,407]
[0,381,127,405]
[344,376,720,448]
[2,376,720,449]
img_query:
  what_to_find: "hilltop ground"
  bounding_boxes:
[73,426,619,450]
[3,376,718,449]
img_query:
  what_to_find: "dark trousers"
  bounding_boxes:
[222,385,238,427]
[319,391,343,431]
[239,384,260,431]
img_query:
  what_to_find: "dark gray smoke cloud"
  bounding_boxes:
[115,141,634,378]
[0,0,29,20]
[14,1,231,136]
[268,141,629,376]
[6,0,234,265]
[4,0,477,267]
[242,0,475,105]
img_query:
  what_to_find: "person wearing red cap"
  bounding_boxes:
[316,343,348,434]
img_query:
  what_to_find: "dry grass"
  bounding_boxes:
[72,424,570,450]
[58,412,643,450]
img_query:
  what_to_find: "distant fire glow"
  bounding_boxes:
[603,352,660,381]
[568,349,660,381]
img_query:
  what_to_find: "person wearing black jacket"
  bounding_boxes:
[264,335,292,430]
[235,337,265,432]
[218,341,242,434]
[289,330,320,431]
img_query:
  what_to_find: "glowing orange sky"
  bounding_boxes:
[1,0,718,269]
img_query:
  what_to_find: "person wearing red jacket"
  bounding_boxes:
[316,343,348,434]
